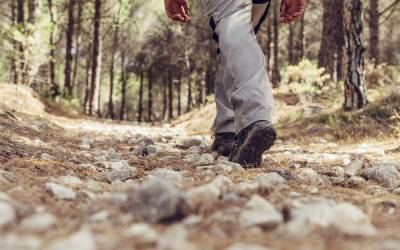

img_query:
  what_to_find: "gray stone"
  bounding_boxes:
[346,176,366,187]
[187,146,202,154]
[105,167,133,183]
[298,168,324,185]
[0,234,42,250]
[45,229,96,250]
[345,160,363,177]
[21,213,57,231]
[124,223,159,242]
[89,210,109,223]
[157,225,196,250]
[360,164,400,188]
[0,170,17,183]
[138,136,155,146]
[239,196,283,229]
[0,201,16,226]
[45,182,77,200]
[183,153,200,164]
[148,169,183,187]
[285,199,377,237]
[269,169,299,181]
[196,153,215,166]
[179,136,206,148]
[255,172,287,186]
[226,243,272,250]
[217,160,245,172]
[146,145,158,155]
[186,175,231,209]
[128,180,183,223]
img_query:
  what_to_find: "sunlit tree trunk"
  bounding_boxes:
[64,0,75,96]
[72,0,83,91]
[168,68,173,121]
[177,70,182,116]
[47,0,59,98]
[147,69,153,122]
[119,53,127,120]
[344,0,367,110]
[83,44,92,114]
[89,0,102,116]
[10,0,18,84]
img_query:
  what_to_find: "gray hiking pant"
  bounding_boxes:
[204,0,274,135]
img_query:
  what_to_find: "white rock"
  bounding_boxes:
[105,167,133,183]
[89,210,109,223]
[285,199,376,237]
[0,234,42,250]
[21,213,57,231]
[157,225,195,250]
[226,243,272,250]
[183,154,200,164]
[45,229,96,250]
[45,182,77,200]
[196,153,215,166]
[124,223,159,242]
[344,160,363,177]
[217,160,245,172]
[255,172,287,186]
[186,175,231,209]
[180,136,206,148]
[148,169,183,187]
[59,176,82,187]
[239,196,283,229]
[41,153,55,161]
[298,168,324,185]
[0,201,16,226]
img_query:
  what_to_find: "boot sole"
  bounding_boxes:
[229,126,276,167]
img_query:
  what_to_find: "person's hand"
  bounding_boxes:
[164,0,190,23]
[280,0,307,23]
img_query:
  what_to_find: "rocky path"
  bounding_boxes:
[1,112,400,250]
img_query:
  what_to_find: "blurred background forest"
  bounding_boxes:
[0,0,399,124]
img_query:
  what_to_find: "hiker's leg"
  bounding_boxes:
[212,55,235,134]
[216,3,274,134]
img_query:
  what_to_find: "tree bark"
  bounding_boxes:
[271,1,281,87]
[17,0,26,85]
[168,68,173,121]
[368,0,380,66]
[318,0,337,76]
[177,70,182,116]
[287,24,294,65]
[119,53,127,120]
[162,74,167,120]
[47,0,59,98]
[344,0,367,111]
[83,43,92,114]
[137,71,144,122]
[336,0,345,81]
[89,0,102,116]
[147,70,153,122]
[10,0,18,84]
[72,0,83,91]
[64,0,75,96]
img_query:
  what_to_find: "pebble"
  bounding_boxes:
[0,201,16,226]
[269,169,299,181]
[0,170,17,183]
[41,153,56,161]
[359,163,400,188]
[255,172,287,186]
[157,225,196,250]
[21,213,57,231]
[186,175,231,210]
[45,229,96,250]
[239,195,283,229]
[138,136,155,146]
[105,167,133,183]
[45,182,77,200]
[124,223,159,242]
[344,160,363,177]
[148,169,183,187]
[128,180,183,223]
[298,168,325,185]
[0,234,42,250]
[226,243,272,250]
[59,176,82,187]
[196,153,215,166]
[179,136,206,148]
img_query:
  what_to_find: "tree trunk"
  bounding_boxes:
[83,43,92,114]
[10,0,18,84]
[17,0,26,85]
[147,70,153,122]
[177,71,182,116]
[266,15,272,73]
[294,15,305,64]
[89,0,102,116]
[368,0,380,66]
[72,0,83,91]
[64,0,75,96]
[318,0,337,77]
[344,0,367,111]
[162,74,167,120]
[187,77,193,112]
[47,0,59,98]
[336,0,345,81]
[137,71,144,122]
[168,68,173,121]
[271,1,281,87]
[287,24,294,65]
[119,53,127,120]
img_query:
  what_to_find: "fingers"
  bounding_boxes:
[168,13,186,22]
[177,0,191,22]
[280,0,288,21]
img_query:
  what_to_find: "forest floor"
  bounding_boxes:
[1,84,400,250]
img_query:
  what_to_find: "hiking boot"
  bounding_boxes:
[211,132,236,157]
[229,121,276,167]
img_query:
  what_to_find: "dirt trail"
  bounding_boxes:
[1,109,400,250]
